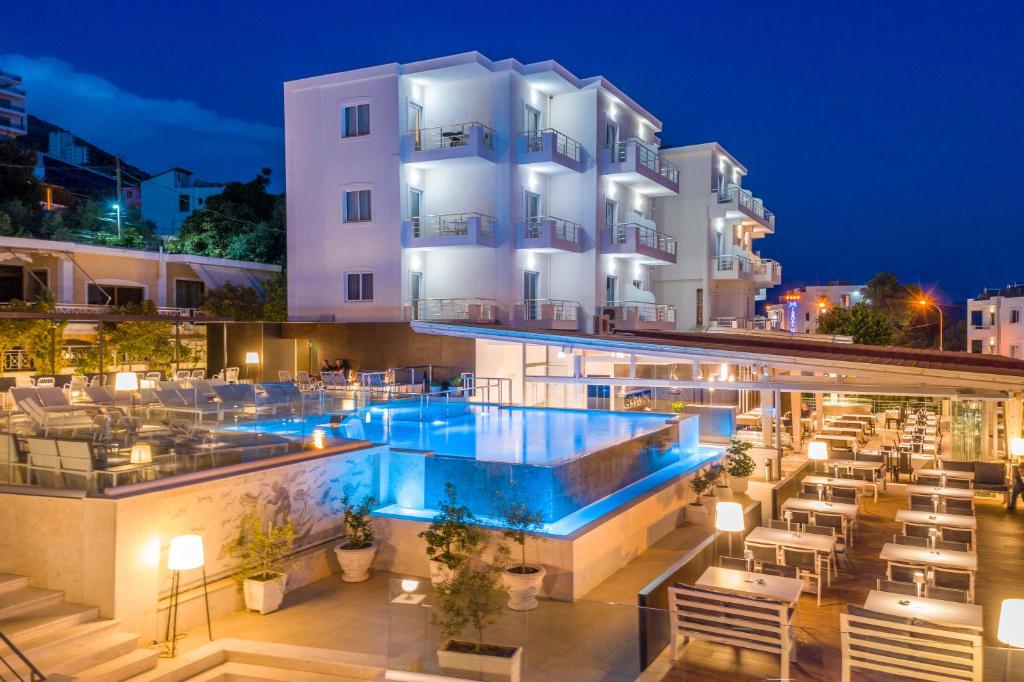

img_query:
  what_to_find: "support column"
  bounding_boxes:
[760,390,773,448]
[814,392,825,431]
[790,391,803,451]
[774,389,783,479]
[1005,396,1023,454]
[980,401,992,459]
[58,258,74,304]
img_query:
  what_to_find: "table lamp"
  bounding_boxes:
[817,483,825,502]
[928,527,939,551]
[743,549,755,580]
[808,441,828,473]
[114,371,138,412]
[931,494,940,514]
[391,578,426,605]
[913,571,925,598]
[130,442,152,464]
[998,599,1024,681]
[784,509,793,533]
[715,501,744,556]
[164,534,212,657]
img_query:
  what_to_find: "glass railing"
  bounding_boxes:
[522,216,581,243]
[718,184,775,226]
[609,223,677,256]
[519,128,583,162]
[709,316,778,330]
[602,300,676,323]
[408,298,496,322]
[713,254,753,274]
[610,138,679,183]
[517,298,579,322]
[404,122,495,152]
[753,258,781,279]
[408,212,495,239]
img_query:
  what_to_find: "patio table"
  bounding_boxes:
[864,590,982,630]
[696,566,804,605]
[747,526,836,554]
[895,509,977,530]
[906,484,974,500]
[879,542,977,571]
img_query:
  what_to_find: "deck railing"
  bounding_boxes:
[408,297,496,321]
[522,216,581,243]
[718,184,775,226]
[519,128,583,162]
[408,212,495,239]
[610,223,677,256]
[404,121,495,152]
[602,300,676,323]
[610,138,679,183]
[517,298,579,322]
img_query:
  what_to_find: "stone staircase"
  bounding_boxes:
[0,572,157,681]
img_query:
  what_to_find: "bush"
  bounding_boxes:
[725,439,756,478]
[230,506,296,584]
[340,494,376,550]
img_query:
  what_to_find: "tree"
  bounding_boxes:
[0,294,66,375]
[0,141,42,206]
[98,300,195,371]
[262,272,287,322]
[201,283,265,321]
[817,301,898,345]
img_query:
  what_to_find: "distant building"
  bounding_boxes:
[765,282,865,334]
[47,131,89,165]
[141,168,225,238]
[967,285,1024,358]
[0,69,26,139]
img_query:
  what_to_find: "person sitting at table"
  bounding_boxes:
[1009,460,1024,511]
[319,359,333,376]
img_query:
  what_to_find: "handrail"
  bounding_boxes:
[709,316,778,331]
[407,297,497,321]
[712,254,753,273]
[516,298,579,321]
[0,629,46,681]
[609,223,677,255]
[521,216,581,243]
[717,184,775,226]
[518,128,583,162]
[0,100,26,113]
[609,138,679,183]
[406,212,496,239]
[600,300,676,323]
[402,121,495,152]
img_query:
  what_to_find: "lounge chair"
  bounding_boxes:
[273,381,322,409]
[84,385,117,405]
[190,369,205,380]
[174,370,191,381]
[19,399,97,437]
[35,377,56,388]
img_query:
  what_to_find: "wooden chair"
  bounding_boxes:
[893,534,929,548]
[944,498,975,515]
[669,584,796,680]
[719,556,748,571]
[768,520,791,531]
[743,540,779,567]
[903,522,933,539]
[932,567,975,603]
[876,579,917,597]
[909,493,938,512]
[944,477,973,490]
[24,436,60,487]
[941,527,974,549]
[927,585,969,603]
[782,546,822,606]
[935,539,970,552]
[830,486,858,504]
[887,561,923,583]
[916,473,943,487]
[814,511,852,566]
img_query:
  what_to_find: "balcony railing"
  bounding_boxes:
[610,138,679,184]
[0,302,206,318]
[609,223,677,256]
[0,118,26,131]
[409,212,495,239]
[517,298,579,322]
[709,317,778,331]
[713,254,753,274]
[408,298,496,322]
[718,184,775,227]
[522,216,581,244]
[0,99,25,113]
[519,128,583,163]
[753,258,781,280]
[404,122,495,152]
[602,300,676,324]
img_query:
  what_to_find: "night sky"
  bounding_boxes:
[2,1,1021,304]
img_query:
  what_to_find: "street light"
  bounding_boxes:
[111,202,122,238]
[917,298,944,351]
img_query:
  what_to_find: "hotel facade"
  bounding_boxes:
[967,285,1024,358]
[285,52,780,331]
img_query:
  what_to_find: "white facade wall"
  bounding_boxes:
[141,170,225,238]
[967,291,1024,358]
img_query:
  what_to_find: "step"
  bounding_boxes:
[0,602,99,642]
[0,573,30,594]
[42,631,141,676]
[188,661,371,682]
[0,586,64,620]
[76,647,159,682]
[11,617,121,664]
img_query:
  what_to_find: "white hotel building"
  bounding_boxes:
[285,52,779,331]
[967,285,1024,358]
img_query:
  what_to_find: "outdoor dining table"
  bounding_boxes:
[821,426,865,442]
[906,484,974,500]
[747,526,837,554]
[895,509,977,530]
[781,497,859,545]
[826,459,887,490]
[695,566,805,605]
[814,434,858,451]
[804,474,878,503]
[828,419,869,433]
[879,542,977,572]
[914,469,974,486]
[863,590,982,630]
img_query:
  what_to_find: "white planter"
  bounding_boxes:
[728,476,750,494]
[502,565,545,611]
[713,485,733,500]
[429,559,457,586]
[437,641,522,682]
[334,543,375,583]
[684,503,709,524]
[243,573,287,615]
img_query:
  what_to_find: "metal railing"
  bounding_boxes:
[712,254,753,274]
[753,258,781,279]
[718,184,775,226]
[0,99,25,113]
[408,212,495,239]
[407,298,497,321]
[709,317,779,331]
[601,300,676,323]
[517,298,579,322]
[404,121,495,152]
[519,128,583,162]
[522,216,581,243]
[610,138,679,183]
[609,223,677,255]
[0,118,26,131]
[0,629,45,681]
[0,303,207,318]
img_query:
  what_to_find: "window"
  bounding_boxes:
[88,284,144,306]
[25,270,48,302]
[198,196,204,206]
[805,312,811,322]
[0,265,22,302]
[695,288,703,326]
[175,280,205,308]
[342,104,370,137]
[1012,309,1021,324]
[346,272,373,301]
[344,190,372,222]
[970,339,983,353]
[178,194,190,212]
[632,279,643,291]
[970,310,983,326]
[1011,345,1021,359]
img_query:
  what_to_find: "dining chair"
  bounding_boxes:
[744,540,779,567]
[943,507,975,517]
[782,546,822,606]
[719,556,749,571]
[903,522,933,539]
[934,540,970,553]
[876,579,917,597]
[893,534,929,548]
[887,561,922,584]
[944,477,972,490]
[787,510,810,527]
[944,498,974,514]
[768,520,791,531]
[801,482,821,496]
[830,486,858,504]
[941,527,974,548]
[797,492,819,500]
[760,562,798,579]
[931,567,974,603]
[926,585,968,603]
[916,473,943,487]
[909,493,937,512]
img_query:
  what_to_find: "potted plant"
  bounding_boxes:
[705,461,732,499]
[685,470,712,524]
[725,440,756,493]
[419,483,485,585]
[334,494,376,582]
[496,497,546,611]
[434,557,521,681]
[231,506,296,615]
[671,401,685,414]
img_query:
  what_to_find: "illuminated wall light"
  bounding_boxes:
[607,103,617,121]
[407,168,423,187]
[714,218,724,231]
[634,195,643,212]
[410,253,421,270]
[528,173,538,191]
[633,262,642,277]
[526,253,536,269]
[719,363,728,381]
[411,82,424,102]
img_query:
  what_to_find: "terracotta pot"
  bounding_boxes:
[243,573,287,615]
[334,544,375,583]
[502,565,545,611]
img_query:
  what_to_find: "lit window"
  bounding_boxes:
[342,104,370,137]
[345,272,373,301]
[343,190,372,222]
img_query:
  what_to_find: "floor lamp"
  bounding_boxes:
[164,534,213,658]
[715,502,744,558]
[998,599,1024,682]
[808,441,828,474]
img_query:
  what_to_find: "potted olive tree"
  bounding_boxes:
[725,439,756,493]
[231,506,296,615]
[334,494,376,582]
[685,470,712,524]
[419,483,485,585]
[434,555,521,681]
[706,461,732,499]
[496,497,546,611]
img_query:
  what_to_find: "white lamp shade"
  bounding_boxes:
[1011,437,1024,458]
[998,599,1024,647]
[808,441,828,461]
[715,501,744,533]
[400,579,419,593]
[245,352,260,364]
[129,442,152,464]
[167,534,204,571]
[114,371,139,392]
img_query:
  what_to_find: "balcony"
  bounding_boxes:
[402,212,497,250]
[599,138,679,196]
[516,129,584,174]
[0,118,26,134]
[717,184,775,232]
[512,299,583,331]
[753,258,782,286]
[405,298,497,323]
[709,317,779,331]
[597,301,676,331]
[711,254,755,280]
[400,122,497,169]
[515,216,584,253]
[0,99,25,115]
[602,223,677,264]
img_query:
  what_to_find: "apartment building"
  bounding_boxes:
[141,168,225,238]
[651,143,780,330]
[0,70,27,139]
[967,285,1024,357]
[765,282,865,334]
